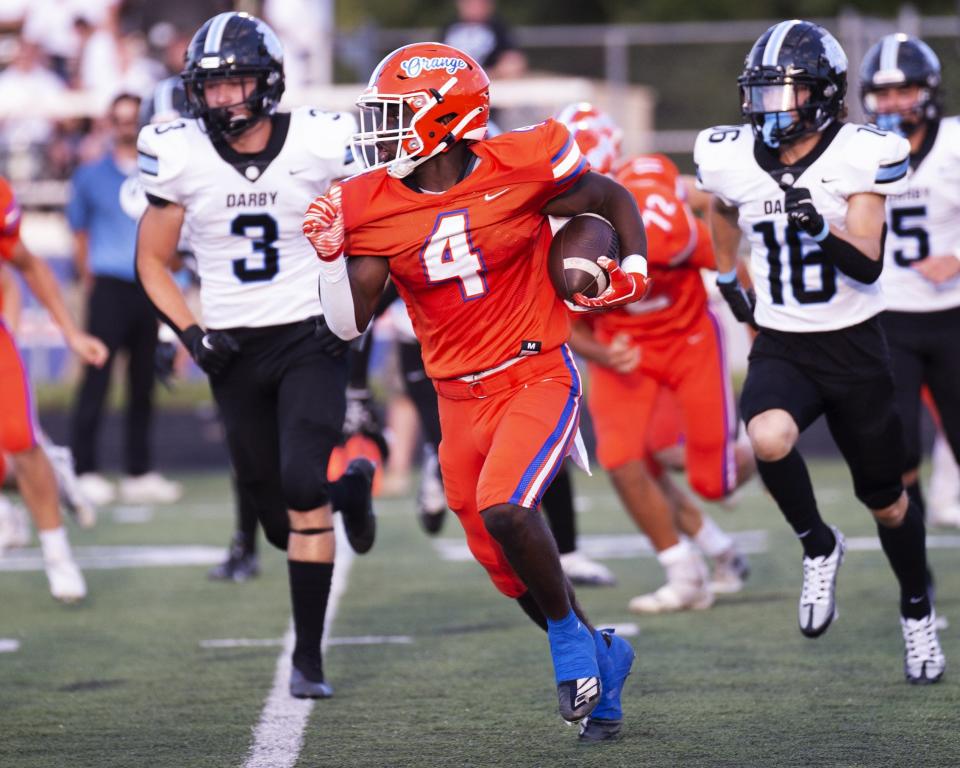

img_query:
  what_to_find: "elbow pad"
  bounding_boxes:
[818,232,883,285]
[317,255,362,341]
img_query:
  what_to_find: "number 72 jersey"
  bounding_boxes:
[695,122,910,332]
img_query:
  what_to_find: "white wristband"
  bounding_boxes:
[952,246,960,263]
[620,253,648,278]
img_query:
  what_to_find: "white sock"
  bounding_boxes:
[39,527,72,563]
[693,515,734,558]
[657,539,693,567]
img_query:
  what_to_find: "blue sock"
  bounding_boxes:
[547,610,598,683]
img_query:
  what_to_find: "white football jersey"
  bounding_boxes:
[137,107,356,329]
[880,116,960,312]
[695,122,910,332]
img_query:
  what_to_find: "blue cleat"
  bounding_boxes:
[548,611,601,723]
[579,628,635,742]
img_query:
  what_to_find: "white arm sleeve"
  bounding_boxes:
[317,255,362,340]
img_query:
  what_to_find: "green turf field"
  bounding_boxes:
[2,462,959,768]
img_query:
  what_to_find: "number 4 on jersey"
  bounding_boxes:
[420,211,488,300]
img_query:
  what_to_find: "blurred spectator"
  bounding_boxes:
[21,0,114,81]
[263,0,326,90]
[0,1,28,35]
[440,0,527,79]
[0,39,67,180]
[66,93,181,506]
[79,8,161,110]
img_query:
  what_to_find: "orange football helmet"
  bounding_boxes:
[555,103,622,175]
[352,42,490,179]
[614,153,686,201]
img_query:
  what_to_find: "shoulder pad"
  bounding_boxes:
[294,106,357,161]
[137,119,197,203]
[938,116,960,160]
[831,123,910,195]
[694,125,752,203]
[488,119,586,185]
[693,125,750,171]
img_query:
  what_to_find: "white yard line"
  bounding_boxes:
[0,638,20,653]
[0,545,225,571]
[242,522,354,768]
[201,635,412,650]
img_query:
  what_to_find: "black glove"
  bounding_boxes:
[314,315,349,357]
[154,340,177,389]
[343,386,390,462]
[784,186,826,237]
[180,325,240,376]
[717,277,758,329]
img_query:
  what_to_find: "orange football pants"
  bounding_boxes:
[436,345,582,598]
[588,310,737,500]
[0,320,37,456]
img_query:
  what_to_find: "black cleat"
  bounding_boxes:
[289,666,333,699]
[208,535,259,582]
[578,716,623,742]
[338,458,376,554]
[557,676,601,724]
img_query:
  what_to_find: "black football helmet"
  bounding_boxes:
[738,20,848,148]
[180,12,284,139]
[139,75,189,127]
[860,34,941,137]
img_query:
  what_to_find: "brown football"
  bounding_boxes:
[547,214,618,301]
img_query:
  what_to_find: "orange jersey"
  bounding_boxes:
[341,119,588,380]
[0,177,22,314]
[592,180,714,339]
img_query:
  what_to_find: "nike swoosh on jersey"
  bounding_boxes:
[820,177,841,184]
[289,167,311,175]
[484,188,510,201]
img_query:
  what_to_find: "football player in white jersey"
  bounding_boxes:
[861,34,960,530]
[135,12,376,699]
[696,20,944,683]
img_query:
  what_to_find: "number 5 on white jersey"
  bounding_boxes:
[420,212,489,300]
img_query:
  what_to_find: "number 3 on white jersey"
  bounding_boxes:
[420,212,488,300]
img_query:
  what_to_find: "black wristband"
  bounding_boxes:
[819,233,883,284]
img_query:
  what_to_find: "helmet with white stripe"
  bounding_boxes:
[181,12,284,140]
[738,20,847,149]
[351,42,490,179]
[860,34,941,136]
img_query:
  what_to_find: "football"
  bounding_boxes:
[547,214,618,301]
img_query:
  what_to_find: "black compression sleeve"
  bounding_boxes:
[818,230,884,284]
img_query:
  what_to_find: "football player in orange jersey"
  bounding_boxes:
[570,172,755,612]
[559,106,754,612]
[0,177,108,601]
[304,43,648,740]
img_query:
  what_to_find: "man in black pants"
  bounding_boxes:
[67,93,182,507]
[135,12,375,698]
[861,35,960,529]
[699,20,944,683]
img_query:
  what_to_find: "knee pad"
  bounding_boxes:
[281,464,331,512]
[262,524,290,552]
[858,484,903,516]
[689,468,726,502]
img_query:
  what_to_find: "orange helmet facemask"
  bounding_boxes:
[351,42,491,179]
